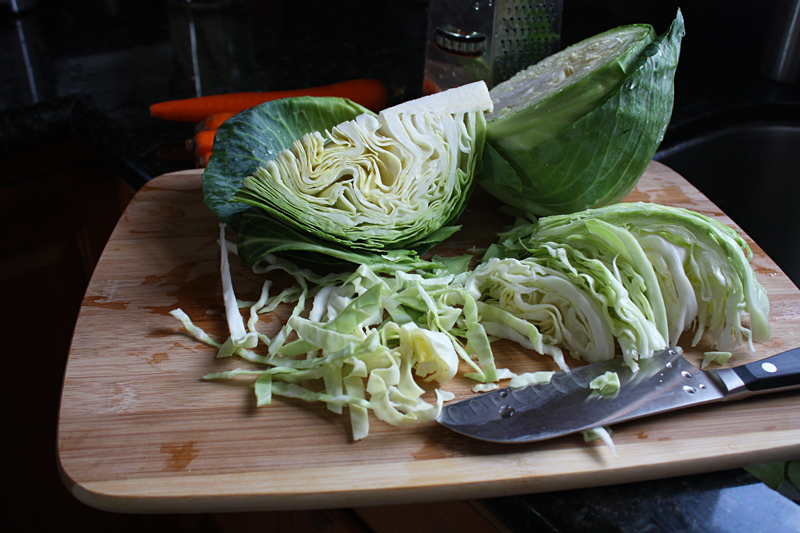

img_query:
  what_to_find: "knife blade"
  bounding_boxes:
[437,346,800,443]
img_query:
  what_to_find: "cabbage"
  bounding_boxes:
[170,202,770,440]
[701,351,732,369]
[204,96,370,225]
[486,24,654,151]
[509,371,554,389]
[171,229,498,441]
[484,202,771,370]
[203,82,493,271]
[477,10,685,216]
[466,202,770,371]
[466,256,615,371]
[388,322,459,384]
[582,426,617,456]
[525,202,771,352]
[589,372,621,396]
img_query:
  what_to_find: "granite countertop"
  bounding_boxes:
[3,1,800,531]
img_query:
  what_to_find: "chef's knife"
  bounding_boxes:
[437,346,800,443]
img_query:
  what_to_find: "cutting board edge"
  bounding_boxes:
[61,429,800,514]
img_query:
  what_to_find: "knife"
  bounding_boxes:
[437,346,800,443]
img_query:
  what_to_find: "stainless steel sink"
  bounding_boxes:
[655,110,800,286]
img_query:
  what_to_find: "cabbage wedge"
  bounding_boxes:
[513,202,771,355]
[486,24,655,151]
[220,82,493,266]
[478,10,685,216]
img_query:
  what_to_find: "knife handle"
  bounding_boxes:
[732,346,800,393]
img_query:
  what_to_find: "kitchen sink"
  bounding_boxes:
[654,106,800,287]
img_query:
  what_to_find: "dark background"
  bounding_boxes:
[2,1,799,532]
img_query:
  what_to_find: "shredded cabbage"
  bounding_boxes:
[589,371,621,396]
[170,201,769,441]
[172,225,491,441]
[581,426,618,456]
[702,351,732,369]
[509,371,554,389]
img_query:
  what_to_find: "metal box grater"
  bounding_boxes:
[423,0,563,94]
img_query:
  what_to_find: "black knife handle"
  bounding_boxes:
[732,346,800,392]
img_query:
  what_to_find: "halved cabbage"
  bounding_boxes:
[230,82,493,253]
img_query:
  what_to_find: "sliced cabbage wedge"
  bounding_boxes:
[231,82,493,254]
[516,202,771,355]
[469,201,770,371]
[478,10,685,216]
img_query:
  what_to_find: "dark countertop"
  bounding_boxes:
[1,0,432,185]
[5,0,800,182]
[3,1,800,531]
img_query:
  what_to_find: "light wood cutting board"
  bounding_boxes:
[57,161,800,514]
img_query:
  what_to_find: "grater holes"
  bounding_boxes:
[491,0,563,84]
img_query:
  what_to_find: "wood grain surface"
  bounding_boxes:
[57,161,800,514]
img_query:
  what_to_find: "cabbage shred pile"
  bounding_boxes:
[171,202,770,441]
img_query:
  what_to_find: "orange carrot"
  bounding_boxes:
[196,111,237,133]
[150,79,388,122]
[422,77,441,96]
[186,129,216,157]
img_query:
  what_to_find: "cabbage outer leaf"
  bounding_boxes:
[203,96,371,226]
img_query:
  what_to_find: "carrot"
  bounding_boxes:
[422,77,441,96]
[186,129,216,158]
[196,111,237,133]
[150,78,388,122]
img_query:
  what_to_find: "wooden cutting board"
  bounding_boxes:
[57,161,800,514]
